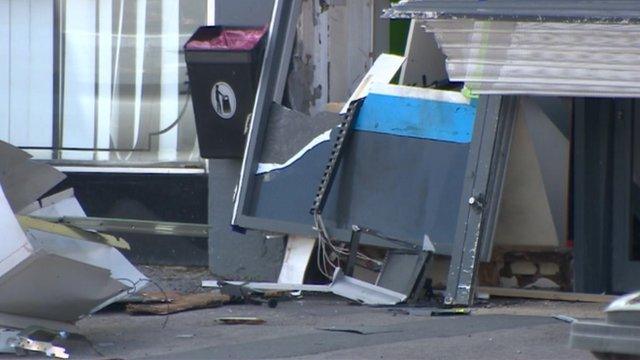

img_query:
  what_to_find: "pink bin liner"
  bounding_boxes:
[186,27,267,51]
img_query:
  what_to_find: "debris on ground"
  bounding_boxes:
[125,292,231,315]
[0,141,146,358]
[317,326,400,335]
[217,317,266,325]
[552,314,577,323]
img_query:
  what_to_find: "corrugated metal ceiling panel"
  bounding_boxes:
[385,0,640,23]
[386,1,640,97]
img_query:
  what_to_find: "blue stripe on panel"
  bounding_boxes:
[354,92,477,143]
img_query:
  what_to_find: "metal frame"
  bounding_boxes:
[444,95,516,306]
[572,98,615,294]
[232,0,302,226]
[35,216,210,238]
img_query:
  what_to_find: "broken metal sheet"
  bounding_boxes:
[0,252,127,324]
[25,229,145,293]
[317,326,401,335]
[15,337,69,359]
[13,327,70,359]
[339,54,406,114]
[0,182,147,331]
[204,268,407,306]
[330,268,407,305]
[202,280,330,293]
[0,328,19,354]
[18,216,131,250]
[0,141,66,213]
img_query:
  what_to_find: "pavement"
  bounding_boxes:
[0,266,607,359]
[0,296,603,360]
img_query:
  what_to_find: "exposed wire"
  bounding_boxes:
[312,212,383,279]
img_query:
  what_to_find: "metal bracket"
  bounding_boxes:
[0,327,69,358]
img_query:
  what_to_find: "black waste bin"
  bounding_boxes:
[185,26,267,158]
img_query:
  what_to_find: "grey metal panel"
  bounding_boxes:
[385,1,640,23]
[611,100,640,293]
[213,0,275,27]
[0,253,126,323]
[0,141,66,213]
[445,95,516,306]
[376,251,428,295]
[209,159,284,281]
[249,129,469,254]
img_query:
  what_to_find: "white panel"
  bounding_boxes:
[207,0,215,25]
[96,0,113,161]
[0,184,33,278]
[9,0,30,146]
[399,20,447,86]
[28,0,54,147]
[494,105,559,247]
[0,0,9,142]
[62,0,96,151]
[159,0,179,161]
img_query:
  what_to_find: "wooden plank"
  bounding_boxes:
[478,286,617,303]
[126,292,231,315]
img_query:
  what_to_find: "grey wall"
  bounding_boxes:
[213,0,275,26]
[209,159,284,281]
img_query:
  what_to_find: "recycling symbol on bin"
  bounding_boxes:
[211,82,237,119]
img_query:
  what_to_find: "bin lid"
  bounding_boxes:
[185,26,267,51]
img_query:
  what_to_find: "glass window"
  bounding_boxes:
[0,0,207,166]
